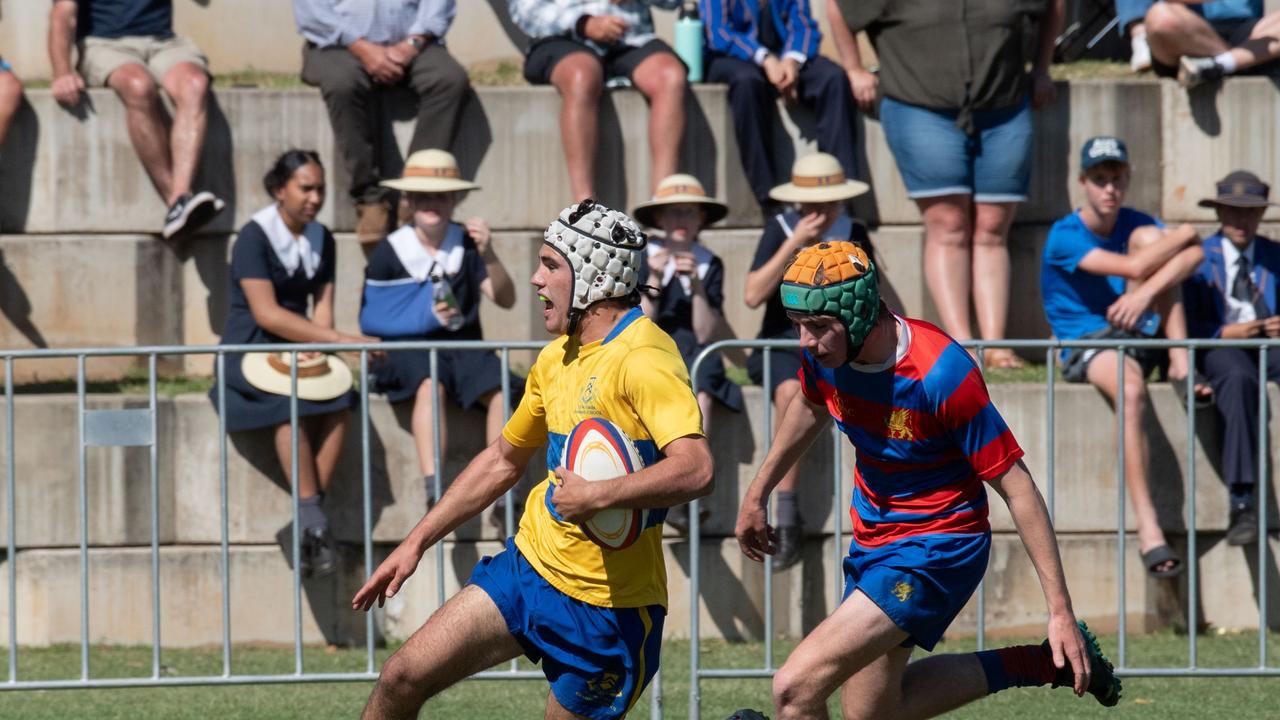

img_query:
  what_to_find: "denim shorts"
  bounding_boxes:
[880,96,1033,203]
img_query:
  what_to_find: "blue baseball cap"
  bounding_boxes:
[1080,136,1129,170]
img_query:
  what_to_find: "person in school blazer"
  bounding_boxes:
[1183,170,1280,547]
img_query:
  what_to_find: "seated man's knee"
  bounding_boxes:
[1144,1,1190,40]
[1122,376,1150,412]
[635,54,687,98]
[0,72,22,104]
[165,64,209,107]
[552,56,603,100]
[1128,224,1164,252]
[109,65,160,106]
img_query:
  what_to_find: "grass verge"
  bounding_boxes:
[2,631,1277,718]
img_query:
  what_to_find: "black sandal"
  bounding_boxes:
[1141,544,1185,578]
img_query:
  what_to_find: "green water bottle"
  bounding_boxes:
[675,1,704,83]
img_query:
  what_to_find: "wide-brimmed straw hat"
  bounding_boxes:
[768,153,869,204]
[242,352,354,401]
[1198,170,1279,209]
[632,174,730,227]
[380,149,479,193]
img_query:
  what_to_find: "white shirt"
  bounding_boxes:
[1221,239,1258,324]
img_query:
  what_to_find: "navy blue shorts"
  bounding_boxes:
[842,533,990,651]
[469,539,665,720]
[880,96,1032,203]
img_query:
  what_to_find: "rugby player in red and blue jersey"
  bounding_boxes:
[734,241,1121,719]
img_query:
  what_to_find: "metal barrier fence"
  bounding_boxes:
[0,336,1276,715]
[685,337,1280,720]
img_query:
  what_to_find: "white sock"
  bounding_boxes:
[1213,51,1239,74]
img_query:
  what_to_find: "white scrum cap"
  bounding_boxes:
[543,199,647,316]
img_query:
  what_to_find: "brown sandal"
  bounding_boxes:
[983,347,1027,370]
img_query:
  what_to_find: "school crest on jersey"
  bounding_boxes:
[892,580,914,602]
[577,376,598,415]
[886,408,914,440]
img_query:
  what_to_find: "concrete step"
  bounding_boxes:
[1,385,1277,551]
[4,79,1279,235]
[3,533,1275,647]
[7,221,1280,382]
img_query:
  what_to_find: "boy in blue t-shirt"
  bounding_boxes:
[1040,136,1209,579]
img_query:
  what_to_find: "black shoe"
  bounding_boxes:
[489,495,523,535]
[1227,503,1259,546]
[1044,621,1122,707]
[726,710,770,720]
[303,526,338,578]
[275,522,312,577]
[162,190,224,239]
[665,503,710,536]
[773,522,802,570]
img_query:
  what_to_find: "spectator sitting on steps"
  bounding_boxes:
[507,0,688,202]
[48,0,225,239]
[293,0,471,246]
[1182,170,1280,548]
[1134,0,1280,88]
[1040,136,1210,579]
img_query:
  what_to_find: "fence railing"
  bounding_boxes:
[0,337,1276,717]
[685,337,1280,720]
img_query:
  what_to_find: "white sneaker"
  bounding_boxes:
[1130,34,1152,73]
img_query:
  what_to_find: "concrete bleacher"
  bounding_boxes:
[2,75,1280,645]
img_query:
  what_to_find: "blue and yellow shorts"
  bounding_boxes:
[469,538,664,720]
[842,532,990,651]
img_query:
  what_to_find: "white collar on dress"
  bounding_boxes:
[386,223,465,282]
[252,203,324,280]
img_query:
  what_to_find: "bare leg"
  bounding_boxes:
[412,379,449,480]
[772,590,909,720]
[696,391,714,436]
[1145,2,1229,66]
[549,53,603,202]
[630,51,687,193]
[972,201,1023,368]
[483,389,505,445]
[362,585,524,719]
[159,62,209,203]
[842,649,990,720]
[107,63,174,202]
[919,195,975,342]
[1085,351,1173,567]
[274,421,321,499]
[1128,227,1210,399]
[1232,12,1280,71]
[773,379,804,495]
[309,410,350,496]
[0,70,22,147]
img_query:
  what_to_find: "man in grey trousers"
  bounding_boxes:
[293,0,471,244]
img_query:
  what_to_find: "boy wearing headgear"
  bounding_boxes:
[1183,170,1280,546]
[735,241,1120,719]
[355,201,713,720]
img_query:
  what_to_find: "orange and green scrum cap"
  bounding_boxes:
[779,241,880,348]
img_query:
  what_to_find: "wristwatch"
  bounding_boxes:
[406,36,425,51]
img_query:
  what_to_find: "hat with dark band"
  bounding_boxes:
[1198,170,1278,209]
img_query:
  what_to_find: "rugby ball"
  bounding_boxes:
[561,418,648,550]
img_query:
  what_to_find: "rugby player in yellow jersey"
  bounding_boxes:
[353,200,714,720]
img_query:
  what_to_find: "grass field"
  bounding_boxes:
[1,631,1277,719]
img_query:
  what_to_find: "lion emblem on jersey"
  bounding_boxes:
[886,408,914,440]
[892,581,914,602]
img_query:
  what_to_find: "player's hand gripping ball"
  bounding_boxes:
[559,418,648,550]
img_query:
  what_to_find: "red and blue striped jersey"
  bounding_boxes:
[798,315,1024,548]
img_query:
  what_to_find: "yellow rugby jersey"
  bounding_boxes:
[502,307,704,608]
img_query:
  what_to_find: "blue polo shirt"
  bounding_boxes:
[1041,208,1163,359]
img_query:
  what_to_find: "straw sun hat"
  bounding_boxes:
[380,149,479,194]
[632,174,730,228]
[768,153,869,204]
[242,352,354,401]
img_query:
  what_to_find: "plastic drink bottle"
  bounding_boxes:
[675,1,704,82]
[433,277,465,331]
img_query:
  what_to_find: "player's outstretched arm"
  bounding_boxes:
[352,437,537,611]
[987,460,1091,696]
[552,435,713,522]
[735,390,830,561]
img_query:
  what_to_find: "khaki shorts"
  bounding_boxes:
[79,35,207,87]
